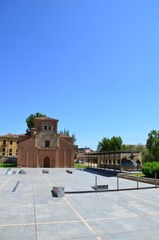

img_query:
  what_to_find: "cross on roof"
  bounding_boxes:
[129,153,136,159]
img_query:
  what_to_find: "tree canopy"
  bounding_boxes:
[26,112,46,134]
[59,128,77,144]
[146,130,159,161]
[97,136,122,152]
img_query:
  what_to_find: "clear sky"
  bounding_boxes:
[0,0,159,150]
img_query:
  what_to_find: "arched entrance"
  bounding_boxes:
[44,157,50,168]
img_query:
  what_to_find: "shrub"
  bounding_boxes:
[142,162,159,178]
[0,163,17,168]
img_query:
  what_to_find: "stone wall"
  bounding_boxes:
[118,173,159,185]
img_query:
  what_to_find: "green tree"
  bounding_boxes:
[97,138,110,152]
[59,128,77,144]
[121,143,145,151]
[26,112,46,134]
[142,148,152,163]
[97,136,122,152]
[146,130,159,161]
[121,144,136,151]
[110,136,122,150]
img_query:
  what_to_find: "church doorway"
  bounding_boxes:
[44,157,50,168]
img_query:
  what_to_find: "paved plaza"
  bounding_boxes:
[0,168,159,239]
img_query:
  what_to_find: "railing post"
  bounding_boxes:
[117,174,119,191]
[155,173,157,188]
[137,175,139,190]
[95,176,97,193]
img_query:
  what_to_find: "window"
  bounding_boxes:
[10,140,13,145]
[9,148,12,156]
[49,126,51,130]
[44,126,47,130]
[17,141,19,144]
[2,148,5,156]
[45,141,50,148]
[3,140,6,145]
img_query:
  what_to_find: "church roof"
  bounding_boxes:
[35,117,59,122]
[59,134,72,138]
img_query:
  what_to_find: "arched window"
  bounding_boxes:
[9,148,12,156]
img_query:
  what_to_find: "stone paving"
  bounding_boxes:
[0,168,159,239]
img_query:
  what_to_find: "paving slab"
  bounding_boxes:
[0,168,159,239]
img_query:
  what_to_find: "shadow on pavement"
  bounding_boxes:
[84,168,120,177]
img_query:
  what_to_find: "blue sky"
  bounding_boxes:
[1,0,159,150]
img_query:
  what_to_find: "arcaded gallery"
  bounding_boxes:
[85,150,142,171]
[17,117,77,168]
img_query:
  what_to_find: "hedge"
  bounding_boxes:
[0,163,17,168]
[142,162,159,178]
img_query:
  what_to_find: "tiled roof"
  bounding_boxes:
[60,134,72,138]
[35,117,59,121]
[0,133,19,138]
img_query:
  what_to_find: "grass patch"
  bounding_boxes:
[129,172,145,177]
[0,163,17,168]
[74,163,88,169]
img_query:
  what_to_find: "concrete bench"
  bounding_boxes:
[53,187,65,197]
[42,170,49,174]
[66,170,72,174]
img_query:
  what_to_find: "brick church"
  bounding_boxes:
[17,117,77,168]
